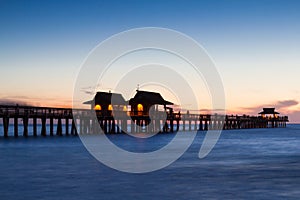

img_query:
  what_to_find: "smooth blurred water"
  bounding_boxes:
[0,124,299,199]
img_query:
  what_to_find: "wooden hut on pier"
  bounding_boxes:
[129,90,174,116]
[128,90,176,132]
[83,91,127,115]
[82,91,127,133]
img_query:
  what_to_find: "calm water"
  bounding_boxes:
[0,124,299,199]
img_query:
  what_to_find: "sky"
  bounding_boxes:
[1,0,300,122]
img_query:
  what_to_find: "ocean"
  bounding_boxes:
[0,124,299,199]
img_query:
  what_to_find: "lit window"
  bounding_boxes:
[108,104,113,111]
[94,105,101,110]
[123,105,127,111]
[137,104,143,111]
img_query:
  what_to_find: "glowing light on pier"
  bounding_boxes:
[137,104,143,111]
[94,105,101,110]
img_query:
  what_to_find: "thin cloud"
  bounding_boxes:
[0,99,33,106]
[200,108,226,112]
[0,95,72,108]
[240,100,298,111]
[80,88,94,95]
[277,100,298,109]
[80,83,103,95]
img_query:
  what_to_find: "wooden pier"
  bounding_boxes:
[0,105,288,137]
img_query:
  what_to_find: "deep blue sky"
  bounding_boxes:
[1,0,300,121]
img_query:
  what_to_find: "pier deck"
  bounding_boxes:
[0,105,289,137]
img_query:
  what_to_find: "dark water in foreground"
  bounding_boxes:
[0,125,299,200]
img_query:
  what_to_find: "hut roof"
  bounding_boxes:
[83,92,127,105]
[258,108,280,115]
[129,90,173,105]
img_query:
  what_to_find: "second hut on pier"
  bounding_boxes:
[129,90,174,116]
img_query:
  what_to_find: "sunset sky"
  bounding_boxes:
[1,0,300,122]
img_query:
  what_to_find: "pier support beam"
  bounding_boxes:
[57,118,62,136]
[170,120,174,133]
[121,119,127,133]
[65,118,69,136]
[176,120,180,132]
[14,117,18,137]
[50,118,54,136]
[23,117,28,137]
[131,120,135,134]
[3,117,9,138]
[111,120,116,133]
[41,117,46,136]
[103,120,107,134]
[199,119,203,131]
[33,117,37,137]
[71,119,78,135]
[80,118,84,134]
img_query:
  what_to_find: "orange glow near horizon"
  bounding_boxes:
[8,97,299,115]
[1,93,299,123]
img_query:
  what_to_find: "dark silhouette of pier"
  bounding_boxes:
[0,105,289,138]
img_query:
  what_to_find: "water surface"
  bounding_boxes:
[0,125,299,199]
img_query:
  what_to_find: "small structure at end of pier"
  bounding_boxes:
[259,108,279,118]
[258,108,288,128]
